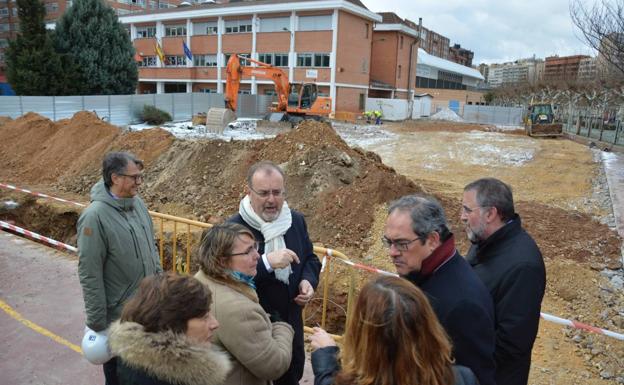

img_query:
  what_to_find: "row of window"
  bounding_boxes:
[415,76,466,90]
[0,7,17,17]
[134,15,332,39]
[138,52,330,68]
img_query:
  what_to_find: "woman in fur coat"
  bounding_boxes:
[108,272,232,385]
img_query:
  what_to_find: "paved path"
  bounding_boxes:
[602,151,624,261]
[0,232,102,385]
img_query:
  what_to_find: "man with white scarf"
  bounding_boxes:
[228,160,321,385]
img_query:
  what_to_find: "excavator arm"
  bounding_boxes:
[225,55,290,112]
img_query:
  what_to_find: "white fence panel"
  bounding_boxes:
[365,98,408,121]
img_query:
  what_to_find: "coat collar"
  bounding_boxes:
[470,214,522,263]
[108,320,232,385]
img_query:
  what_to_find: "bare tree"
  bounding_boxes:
[570,0,624,77]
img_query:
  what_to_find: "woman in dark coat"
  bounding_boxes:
[310,275,479,385]
[108,272,232,385]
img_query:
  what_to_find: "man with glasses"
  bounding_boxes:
[384,194,496,385]
[77,152,162,385]
[462,178,545,385]
[228,160,321,385]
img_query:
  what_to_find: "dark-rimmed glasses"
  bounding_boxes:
[229,241,260,257]
[118,173,144,183]
[249,186,286,198]
[381,237,421,252]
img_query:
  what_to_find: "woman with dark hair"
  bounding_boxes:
[194,223,294,385]
[311,275,479,385]
[108,272,232,385]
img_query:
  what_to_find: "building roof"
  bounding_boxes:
[120,0,381,22]
[417,48,484,80]
[374,12,420,38]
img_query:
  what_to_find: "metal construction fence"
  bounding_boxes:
[461,104,524,126]
[0,93,273,126]
[560,110,624,146]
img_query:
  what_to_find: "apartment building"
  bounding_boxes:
[417,24,449,59]
[119,0,380,112]
[369,12,419,100]
[577,56,597,81]
[448,43,473,66]
[543,54,589,82]
[484,58,543,88]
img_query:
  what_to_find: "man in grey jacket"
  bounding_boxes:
[78,152,162,385]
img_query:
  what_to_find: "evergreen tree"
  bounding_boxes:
[55,0,138,95]
[5,0,80,95]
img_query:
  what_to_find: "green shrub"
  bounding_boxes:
[140,105,172,125]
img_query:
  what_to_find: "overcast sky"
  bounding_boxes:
[361,0,595,65]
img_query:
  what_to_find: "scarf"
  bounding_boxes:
[239,195,293,285]
[228,270,256,290]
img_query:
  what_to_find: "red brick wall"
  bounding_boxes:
[370,31,397,86]
[335,11,371,86]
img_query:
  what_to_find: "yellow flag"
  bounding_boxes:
[154,41,165,63]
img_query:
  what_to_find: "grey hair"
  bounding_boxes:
[246,160,285,188]
[464,178,515,221]
[388,195,451,242]
[102,152,143,188]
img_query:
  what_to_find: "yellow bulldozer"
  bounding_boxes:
[524,103,563,137]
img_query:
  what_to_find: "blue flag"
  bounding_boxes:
[183,41,193,61]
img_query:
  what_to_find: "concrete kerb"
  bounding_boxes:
[601,151,624,264]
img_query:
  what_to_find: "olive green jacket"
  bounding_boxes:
[78,180,161,331]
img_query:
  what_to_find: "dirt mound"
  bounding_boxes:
[0,112,120,184]
[134,121,420,252]
[0,112,175,192]
[0,116,13,127]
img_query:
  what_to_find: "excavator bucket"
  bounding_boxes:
[206,108,236,134]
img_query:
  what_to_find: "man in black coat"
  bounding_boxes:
[384,195,497,385]
[229,160,321,385]
[462,178,546,385]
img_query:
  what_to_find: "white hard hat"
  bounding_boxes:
[81,327,113,365]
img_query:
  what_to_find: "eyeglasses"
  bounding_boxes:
[461,205,489,214]
[118,173,144,183]
[249,186,286,198]
[381,237,422,252]
[229,241,260,257]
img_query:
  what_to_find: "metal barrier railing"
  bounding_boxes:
[5,183,622,341]
[150,210,358,335]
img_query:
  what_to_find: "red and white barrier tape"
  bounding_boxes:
[2,183,622,341]
[0,183,86,207]
[0,221,78,253]
[321,250,624,341]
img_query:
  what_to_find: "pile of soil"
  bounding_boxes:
[0,112,175,192]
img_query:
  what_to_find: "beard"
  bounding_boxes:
[466,222,487,243]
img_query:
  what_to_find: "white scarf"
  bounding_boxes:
[239,195,292,285]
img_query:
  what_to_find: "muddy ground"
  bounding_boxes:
[0,114,623,384]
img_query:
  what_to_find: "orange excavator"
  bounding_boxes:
[206,55,332,130]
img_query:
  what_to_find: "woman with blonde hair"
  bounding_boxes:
[108,272,232,385]
[195,223,294,385]
[311,275,479,385]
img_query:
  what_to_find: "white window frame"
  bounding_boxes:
[193,21,218,35]
[258,16,290,32]
[138,56,157,67]
[296,52,330,68]
[165,25,186,37]
[193,54,218,67]
[164,55,186,67]
[224,19,252,34]
[258,53,289,67]
[136,26,156,38]
[298,15,331,31]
